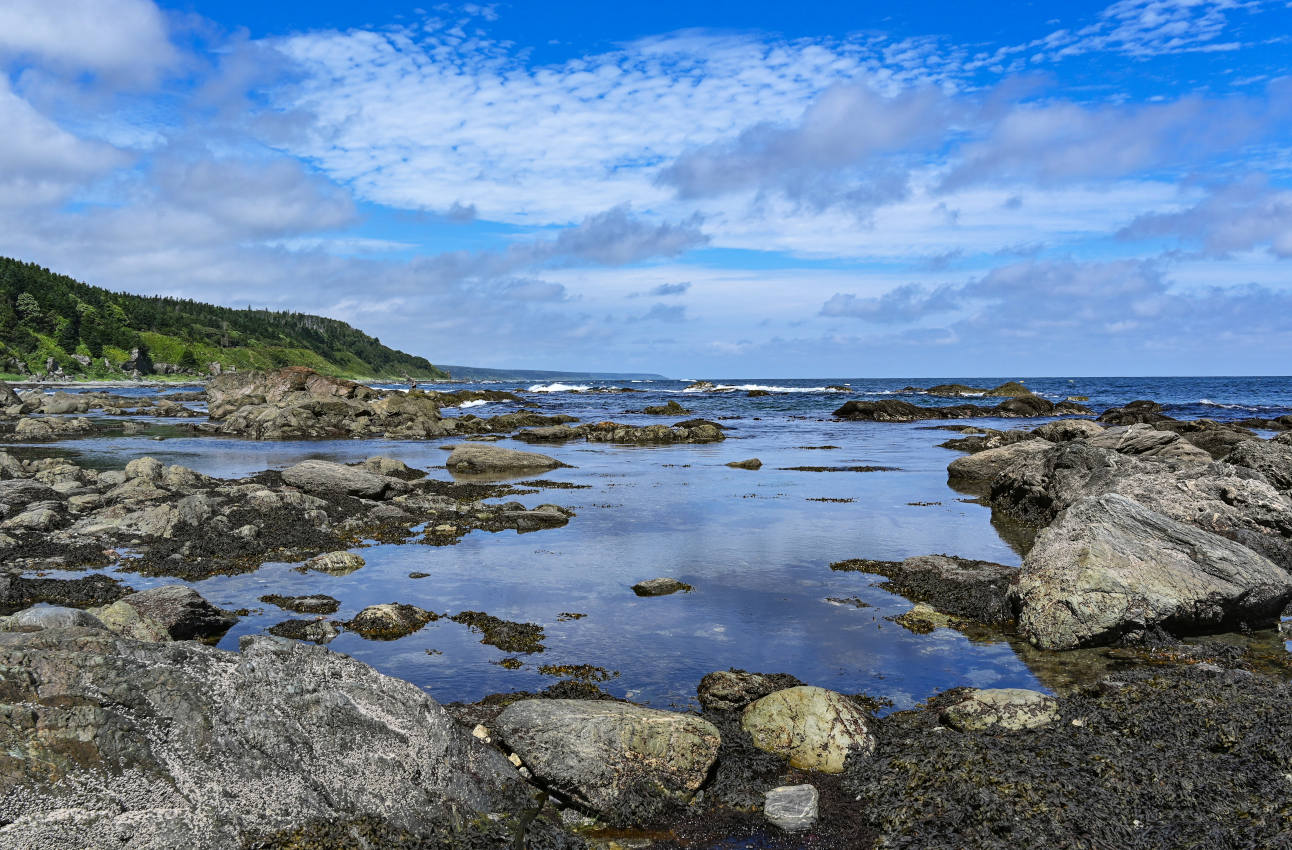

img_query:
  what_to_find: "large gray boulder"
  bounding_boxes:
[494,699,720,822]
[0,630,533,849]
[1222,439,1292,493]
[1012,494,1292,650]
[941,688,1059,732]
[116,586,237,641]
[281,459,406,499]
[445,444,566,475]
[1030,419,1104,442]
[946,439,1053,490]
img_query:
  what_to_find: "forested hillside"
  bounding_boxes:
[0,258,447,380]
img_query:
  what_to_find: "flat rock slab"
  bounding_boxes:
[1013,493,1292,649]
[947,439,1053,489]
[764,784,819,832]
[495,699,721,822]
[942,688,1059,732]
[741,686,876,774]
[445,444,566,475]
[0,630,528,848]
[282,459,406,499]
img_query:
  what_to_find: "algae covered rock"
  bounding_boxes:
[347,603,436,640]
[697,669,804,712]
[741,686,876,773]
[116,585,236,641]
[941,688,1059,732]
[632,577,692,597]
[301,551,366,575]
[282,459,406,499]
[494,699,721,822]
[445,444,566,475]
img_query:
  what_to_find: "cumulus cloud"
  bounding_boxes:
[0,0,178,86]
[1120,177,1292,257]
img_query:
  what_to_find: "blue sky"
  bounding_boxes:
[2,1,1292,376]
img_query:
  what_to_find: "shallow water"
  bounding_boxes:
[14,375,1292,711]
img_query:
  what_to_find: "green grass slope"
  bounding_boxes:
[0,257,447,381]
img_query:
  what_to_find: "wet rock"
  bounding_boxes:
[1097,399,1171,425]
[282,459,407,499]
[1013,494,1292,649]
[834,555,1015,624]
[0,574,129,615]
[638,400,691,415]
[741,686,876,773]
[834,397,1091,422]
[445,444,566,475]
[268,618,341,644]
[354,456,425,480]
[946,439,1053,489]
[697,670,805,712]
[726,458,762,470]
[117,586,237,642]
[260,594,341,614]
[346,603,436,640]
[1,606,105,631]
[941,688,1059,732]
[450,611,546,653]
[584,419,726,444]
[1157,419,1257,459]
[937,428,1033,453]
[632,577,692,597]
[763,784,819,832]
[125,456,164,481]
[13,416,95,441]
[494,699,721,822]
[1030,419,1104,442]
[1086,424,1212,463]
[300,551,366,575]
[0,630,531,847]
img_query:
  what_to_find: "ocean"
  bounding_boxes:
[19,375,1292,712]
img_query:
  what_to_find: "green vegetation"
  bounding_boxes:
[0,257,447,380]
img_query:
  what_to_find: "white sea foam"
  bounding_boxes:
[456,399,490,408]
[527,382,591,393]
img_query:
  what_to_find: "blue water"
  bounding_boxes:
[16,376,1292,711]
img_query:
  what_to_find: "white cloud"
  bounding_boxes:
[0,0,178,85]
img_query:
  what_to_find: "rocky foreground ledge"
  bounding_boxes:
[1,613,1289,849]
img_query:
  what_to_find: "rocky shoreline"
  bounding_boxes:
[1,372,1291,847]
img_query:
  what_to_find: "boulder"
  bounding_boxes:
[941,688,1059,732]
[259,594,340,615]
[2,606,105,631]
[697,670,804,712]
[946,439,1053,490]
[1012,494,1292,649]
[281,459,406,499]
[346,603,435,640]
[1086,424,1211,463]
[301,551,366,575]
[89,599,172,642]
[726,458,762,470]
[1157,419,1257,459]
[1030,419,1104,442]
[0,630,532,847]
[764,784,819,832]
[0,379,19,408]
[741,686,876,773]
[494,699,721,822]
[445,444,566,475]
[116,586,237,641]
[267,618,341,644]
[1097,399,1172,425]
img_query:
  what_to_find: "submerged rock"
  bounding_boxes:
[451,611,546,653]
[494,699,721,823]
[726,458,762,470]
[833,554,1015,625]
[941,688,1059,732]
[741,686,876,774]
[632,577,692,597]
[1013,494,1292,649]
